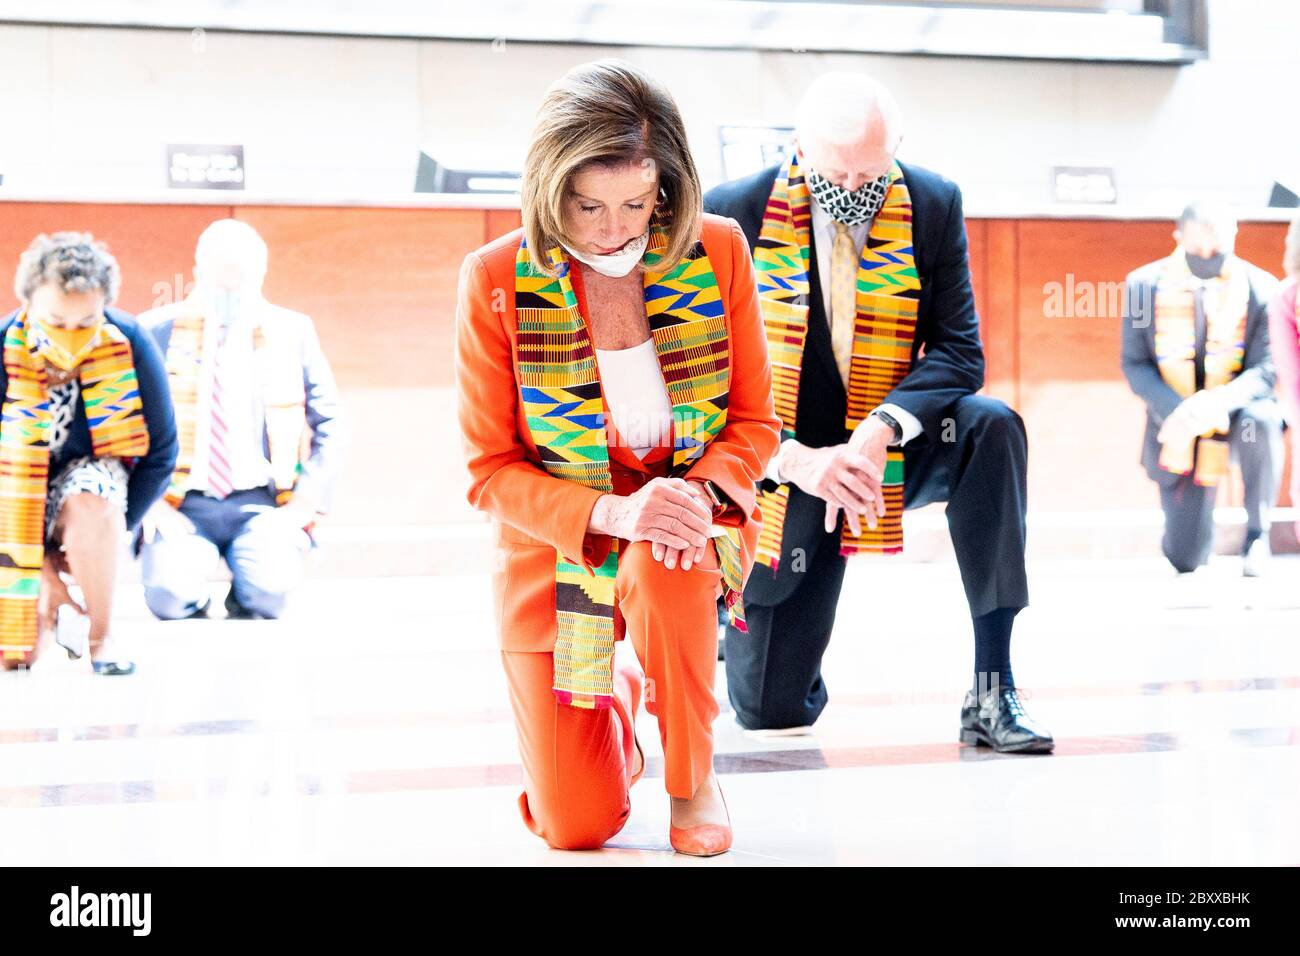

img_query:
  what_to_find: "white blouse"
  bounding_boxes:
[593,338,673,459]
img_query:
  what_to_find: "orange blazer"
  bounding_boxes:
[455,214,781,652]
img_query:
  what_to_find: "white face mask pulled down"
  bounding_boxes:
[560,231,650,278]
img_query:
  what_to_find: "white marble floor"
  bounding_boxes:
[2,549,1297,866]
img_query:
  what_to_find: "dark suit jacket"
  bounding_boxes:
[1121,257,1278,485]
[0,306,178,531]
[704,160,985,604]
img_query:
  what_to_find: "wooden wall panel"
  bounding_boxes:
[979,220,1020,408]
[1017,219,1169,511]
[0,202,233,315]
[234,205,487,390]
[485,209,523,246]
[232,206,490,525]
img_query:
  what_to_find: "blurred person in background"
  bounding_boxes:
[1267,214,1300,540]
[0,232,177,674]
[1122,202,1282,580]
[456,60,779,856]
[705,72,1051,754]
[138,219,343,621]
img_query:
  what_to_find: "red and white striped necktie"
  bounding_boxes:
[206,329,234,498]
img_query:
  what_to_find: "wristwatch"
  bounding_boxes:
[870,408,904,445]
[697,479,727,516]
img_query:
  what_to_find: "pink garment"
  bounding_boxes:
[1267,275,1300,506]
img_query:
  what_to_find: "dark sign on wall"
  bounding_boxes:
[167,145,245,189]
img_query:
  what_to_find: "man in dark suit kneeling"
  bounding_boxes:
[1121,203,1281,581]
[705,72,1052,753]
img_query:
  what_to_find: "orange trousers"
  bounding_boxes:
[500,536,723,850]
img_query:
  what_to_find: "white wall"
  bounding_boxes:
[0,0,1295,210]
[0,24,422,196]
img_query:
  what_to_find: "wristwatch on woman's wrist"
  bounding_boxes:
[695,479,727,516]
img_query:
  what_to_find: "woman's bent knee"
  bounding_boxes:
[521,785,628,850]
[536,806,627,850]
[617,539,719,603]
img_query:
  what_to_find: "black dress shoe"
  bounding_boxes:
[959,685,1054,754]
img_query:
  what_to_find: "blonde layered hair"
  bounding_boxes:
[520,59,702,277]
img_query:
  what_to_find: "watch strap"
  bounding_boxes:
[871,409,904,444]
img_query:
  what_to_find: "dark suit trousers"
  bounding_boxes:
[724,394,1030,731]
[1156,399,1283,573]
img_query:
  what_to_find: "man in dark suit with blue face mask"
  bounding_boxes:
[705,73,1053,754]
[1121,203,1282,580]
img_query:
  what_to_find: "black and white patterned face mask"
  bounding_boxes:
[806,167,891,226]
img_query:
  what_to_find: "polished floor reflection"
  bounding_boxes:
[2,550,1297,866]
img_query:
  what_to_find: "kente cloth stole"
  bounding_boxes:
[0,313,149,661]
[1153,252,1248,486]
[515,225,746,710]
[752,152,920,569]
[163,298,308,507]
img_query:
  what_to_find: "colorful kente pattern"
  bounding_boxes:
[0,313,148,661]
[515,225,746,709]
[753,153,919,568]
[1153,251,1249,486]
[162,299,308,508]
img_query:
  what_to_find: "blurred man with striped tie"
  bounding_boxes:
[138,219,344,620]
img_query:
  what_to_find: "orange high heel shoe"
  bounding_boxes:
[669,775,732,857]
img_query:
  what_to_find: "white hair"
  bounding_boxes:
[194,218,268,285]
[795,72,904,151]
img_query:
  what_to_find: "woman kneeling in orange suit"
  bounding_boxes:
[455,60,779,856]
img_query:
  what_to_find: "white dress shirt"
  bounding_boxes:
[593,339,673,460]
[594,340,728,538]
[766,193,923,484]
[189,312,274,495]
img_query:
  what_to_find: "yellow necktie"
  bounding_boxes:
[830,221,858,387]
